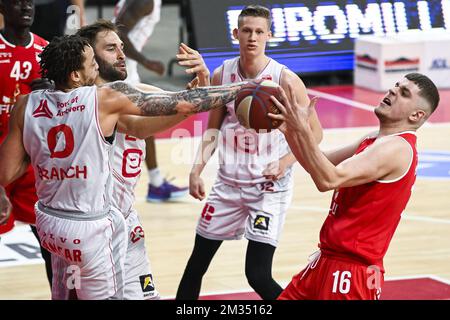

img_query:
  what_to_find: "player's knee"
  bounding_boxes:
[184,255,210,277]
[245,266,271,290]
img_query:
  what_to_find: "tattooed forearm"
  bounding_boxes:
[105,81,146,106]
[170,82,247,114]
[105,80,247,116]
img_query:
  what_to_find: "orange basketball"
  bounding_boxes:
[235,79,283,132]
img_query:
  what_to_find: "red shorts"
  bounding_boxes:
[0,166,38,234]
[278,252,383,300]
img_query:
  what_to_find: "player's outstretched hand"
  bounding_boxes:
[177,43,210,84]
[268,85,319,133]
[0,187,12,225]
[262,160,286,181]
[189,172,206,201]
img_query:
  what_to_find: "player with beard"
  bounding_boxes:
[115,0,190,203]
[0,33,247,299]
[76,20,209,299]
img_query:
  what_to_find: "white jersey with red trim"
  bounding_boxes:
[218,56,292,186]
[111,132,146,216]
[23,86,113,214]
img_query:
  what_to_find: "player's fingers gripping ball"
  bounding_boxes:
[235,79,283,132]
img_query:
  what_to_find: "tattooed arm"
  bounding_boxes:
[99,80,246,117]
[117,83,187,139]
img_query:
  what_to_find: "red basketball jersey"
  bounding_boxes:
[0,32,47,142]
[319,132,418,272]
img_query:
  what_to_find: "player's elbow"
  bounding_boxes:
[314,173,340,192]
[316,181,334,192]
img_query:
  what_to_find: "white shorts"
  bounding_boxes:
[123,209,159,300]
[35,203,127,300]
[196,177,293,247]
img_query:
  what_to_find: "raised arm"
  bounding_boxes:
[270,87,412,192]
[97,80,245,138]
[177,43,211,87]
[100,80,245,117]
[262,68,323,181]
[189,66,227,200]
[117,83,187,139]
[281,69,323,143]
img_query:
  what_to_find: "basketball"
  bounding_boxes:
[234,79,283,132]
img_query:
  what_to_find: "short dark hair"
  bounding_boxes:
[39,35,91,87]
[238,5,272,29]
[405,73,440,114]
[76,19,118,48]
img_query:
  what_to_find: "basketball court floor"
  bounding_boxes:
[0,5,449,300]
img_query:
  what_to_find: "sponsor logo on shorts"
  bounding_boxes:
[253,215,270,231]
[140,274,155,293]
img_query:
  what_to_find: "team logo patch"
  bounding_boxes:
[139,274,155,293]
[33,99,53,119]
[254,215,270,231]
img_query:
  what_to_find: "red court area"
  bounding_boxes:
[154,86,450,139]
[198,277,450,300]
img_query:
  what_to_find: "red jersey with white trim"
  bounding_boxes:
[319,132,418,272]
[0,32,47,143]
[23,86,114,214]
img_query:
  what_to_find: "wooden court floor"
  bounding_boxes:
[0,122,448,300]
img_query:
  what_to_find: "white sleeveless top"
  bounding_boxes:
[114,0,161,53]
[23,86,113,214]
[111,132,146,216]
[218,57,293,186]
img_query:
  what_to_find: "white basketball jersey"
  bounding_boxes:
[218,57,292,186]
[23,86,113,214]
[111,133,146,216]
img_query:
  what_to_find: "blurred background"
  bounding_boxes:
[76,0,450,91]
